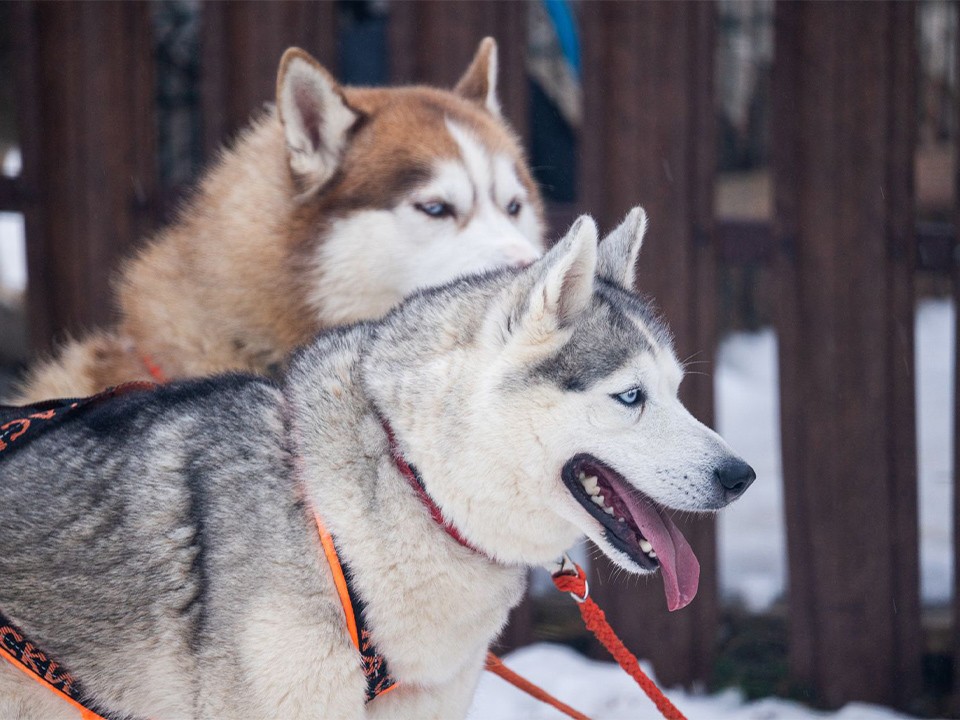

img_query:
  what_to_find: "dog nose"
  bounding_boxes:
[502,243,541,269]
[714,458,756,501]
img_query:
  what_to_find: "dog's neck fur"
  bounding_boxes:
[283,326,526,684]
[117,113,317,378]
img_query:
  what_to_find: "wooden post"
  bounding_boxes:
[388,1,529,143]
[952,5,960,716]
[11,1,158,353]
[200,1,337,157]
[578,1,719,687]
[771,2,920,708]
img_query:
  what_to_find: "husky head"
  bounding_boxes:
[364,209,754,612]
[276,40,545,327]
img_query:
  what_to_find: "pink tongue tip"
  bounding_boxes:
[658,519,700,612]
[619,490,700,612]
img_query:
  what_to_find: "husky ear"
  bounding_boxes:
[277,48,361,195]
[596,206,648,291]
[454,37,501,116]
[518,215,598,333]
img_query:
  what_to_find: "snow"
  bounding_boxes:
[0,211,26,296]
[715,328,786,611]
[469,644,930,719]
[916,298,955,604]
[0,148,26,296]
[715,299,955,610]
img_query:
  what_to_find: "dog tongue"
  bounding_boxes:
[618,489,700,611]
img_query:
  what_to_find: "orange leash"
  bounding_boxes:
[485,652,591,720]
[552,561,688,720]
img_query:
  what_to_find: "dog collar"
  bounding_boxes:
[380,419,491,559]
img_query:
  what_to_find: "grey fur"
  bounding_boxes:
[530,292,653,391]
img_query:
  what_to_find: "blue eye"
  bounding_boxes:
[415,201,454,218]
[614,388,646,407]
[507,198,522,216]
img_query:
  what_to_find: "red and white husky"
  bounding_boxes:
[13,39,544,403]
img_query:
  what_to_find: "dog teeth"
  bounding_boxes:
[580,476,619,517]
[575,476,656,561]
[579,474,600,496]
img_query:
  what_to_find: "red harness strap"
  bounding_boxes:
[382,420,596,719]
[139,354,169,384]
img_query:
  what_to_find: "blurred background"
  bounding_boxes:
[0,1,956,717]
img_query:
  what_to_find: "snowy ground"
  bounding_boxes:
[469,644,929,720]
[0,210,25,296]
[915,299,955,604]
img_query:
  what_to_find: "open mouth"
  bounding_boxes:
[561,454,700,612]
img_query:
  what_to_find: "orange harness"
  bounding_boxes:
[0,506,398,720]
[0,615,114,720]
[310,507,398,702]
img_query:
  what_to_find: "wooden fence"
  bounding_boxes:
[1,1,957,713]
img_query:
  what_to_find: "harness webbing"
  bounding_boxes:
[310,508,397,702]
[0,383,156,455]
[0,386,159,720]
[0,613,118,720]
[139,354,168,384]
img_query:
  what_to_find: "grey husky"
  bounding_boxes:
[0,209,754,720]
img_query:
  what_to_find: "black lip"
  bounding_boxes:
[561,453,659,571]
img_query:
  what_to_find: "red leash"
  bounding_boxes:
[552,560,688,720]
[484,558,688,720]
